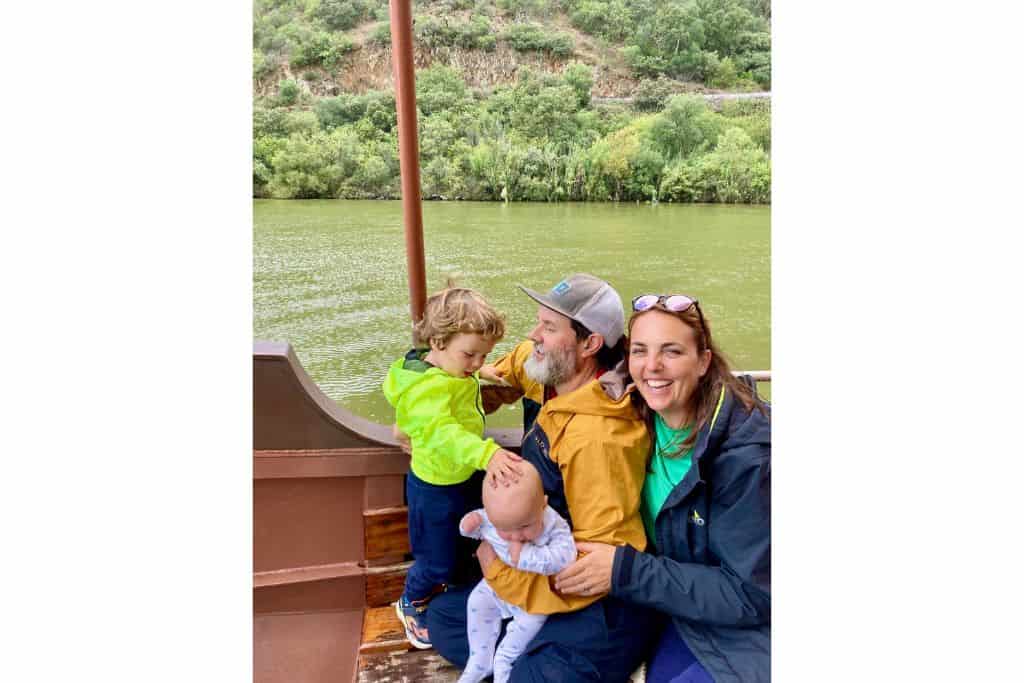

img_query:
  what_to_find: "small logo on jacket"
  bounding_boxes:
[691,510,705,526]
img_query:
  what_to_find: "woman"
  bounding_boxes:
[554,294,771,683]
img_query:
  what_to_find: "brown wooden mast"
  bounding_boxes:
[388,0,427,329]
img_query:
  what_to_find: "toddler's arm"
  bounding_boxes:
[515,516,578,575]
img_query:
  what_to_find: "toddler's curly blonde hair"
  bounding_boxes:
[413,284,506,350]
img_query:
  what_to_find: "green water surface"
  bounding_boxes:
[254,200,769,427]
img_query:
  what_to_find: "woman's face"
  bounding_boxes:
[628,310,711,428]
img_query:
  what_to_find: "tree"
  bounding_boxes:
[562,63,594,109]
[416,66,469,117]
[647,94,723,161]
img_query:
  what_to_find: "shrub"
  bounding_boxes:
[277,79,300,105]
[283,110,320,136]
[502,23,574,56]
[692,127,770,203]
[454,15,493,50]
[316,93,368,130]
[647,94,723,160]
[708,57,739,90]
[562,62,593,109]
[632,77,674,112]
[314,0,370,31]
[370,21,392,46]
[267,132,339,198]
[415,15,457,49]
[417,66,470,116]
[291,30,355,69]
[254,107,289,138]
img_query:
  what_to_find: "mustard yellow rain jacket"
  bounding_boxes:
[382,351,500,485]
[483,340,650,615]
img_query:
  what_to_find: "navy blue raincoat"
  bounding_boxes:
[612,387,771,682]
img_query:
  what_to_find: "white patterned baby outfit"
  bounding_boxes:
[457,505,577,683]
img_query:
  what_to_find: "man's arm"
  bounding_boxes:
[481,341,544,414]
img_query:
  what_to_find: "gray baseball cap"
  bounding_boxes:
[518,273,625,348]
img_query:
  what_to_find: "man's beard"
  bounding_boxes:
[524,343,577,387]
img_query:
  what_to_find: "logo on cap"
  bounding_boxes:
[551,280,571,296]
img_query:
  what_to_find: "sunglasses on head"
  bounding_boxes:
[631,294,709,347]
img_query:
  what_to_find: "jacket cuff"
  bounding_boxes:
[612,544,639,592]
[478,439,501,469]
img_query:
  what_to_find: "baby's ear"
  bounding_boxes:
[429,336,445,351]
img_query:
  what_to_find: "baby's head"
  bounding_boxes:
[482,460,547,543]
[414,285,505,378]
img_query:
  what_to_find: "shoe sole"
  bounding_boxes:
[394,599,433,650]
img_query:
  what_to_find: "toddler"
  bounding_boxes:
[457,461,577,683]
[382,285,523,649]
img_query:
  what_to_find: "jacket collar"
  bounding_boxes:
[662,386,733,508]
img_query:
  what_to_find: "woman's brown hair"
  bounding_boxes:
[627,302,766,456]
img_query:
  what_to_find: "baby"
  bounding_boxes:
[456,461,577,683]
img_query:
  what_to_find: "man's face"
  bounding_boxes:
[523,306,579,386]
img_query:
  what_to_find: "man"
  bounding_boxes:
[428,273,663,682]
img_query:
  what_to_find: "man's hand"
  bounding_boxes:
[477,541,498,574]
[460,510,482,535]
[391,423,412,455]
[508,540,524,567]
[486,449,524,488]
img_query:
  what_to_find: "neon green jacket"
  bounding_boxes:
[382,351,500,485]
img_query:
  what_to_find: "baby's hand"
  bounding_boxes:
[460,511,483,535]
[479,365,510,386]
[508,540,524,566]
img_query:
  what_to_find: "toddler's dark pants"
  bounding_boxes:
[403,470,485,602]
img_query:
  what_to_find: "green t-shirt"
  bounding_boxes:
[640,414,695,544]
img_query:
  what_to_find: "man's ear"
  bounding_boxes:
[579,333,603,359]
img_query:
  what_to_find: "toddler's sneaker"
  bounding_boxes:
[395,594,432,649]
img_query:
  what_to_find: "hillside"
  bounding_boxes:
[254,0,771,100]
[253,0,772,204]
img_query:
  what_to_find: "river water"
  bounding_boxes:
[254,199,770,427]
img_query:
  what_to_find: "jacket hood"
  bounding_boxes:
[700,385,771,461]
[382,355,477,405]
[545,358,641,420]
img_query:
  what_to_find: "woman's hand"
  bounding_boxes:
[554,541,617,596]
[476,540,498,574]
[486,449,524,488]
